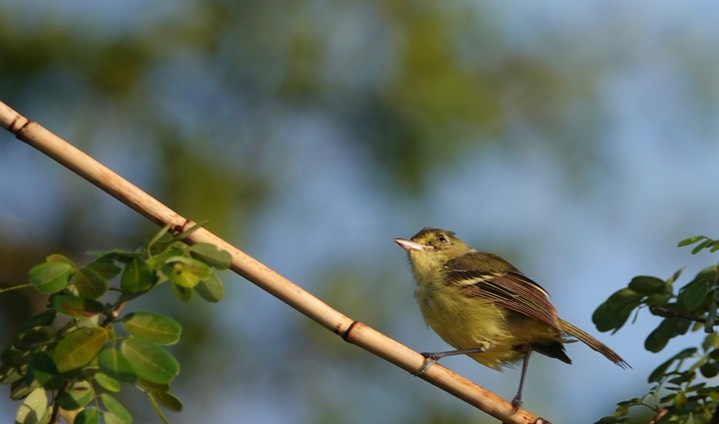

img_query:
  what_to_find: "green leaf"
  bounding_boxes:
[16,326,57,349]
[94,373,121,392]
[195,272,225,303]
[680,279,709,311]
[137,379,182,413]
[75,407,100,424]
[678,236,705,247]
[73,269,108,299]
[75,316,102,329]
[613,401,629,417]
[87,249,138,264]
[98,348,136,382]
[703,333,719,351]
[645,327,670,353]
[692,239,713,254]
[101,393,133,424]
[3,343,30,362]
[136,379,170,394]
[121,256,156,293]
[189,243,232,269]
[0,363,24,385]
[57,380,94,410]
[172,284,192,303]
[46,254,76,266]
[146,225,172,251]
[29,262,73,294]
[607,288,644,307]
[10,377,41,400]
[628,276,666,295]
[28,351,63,390]
[645,293,671,307]
[667,267,685,286]
[164,257,211,288]
[51,295,104,318]
[121,312,182,345]
[145,245,186,269]
[593,288,643,332]
[699,266,718,283]
[53,327,109,373]
[645,318,686,353]
[1,347,29,384]
[592,302,618,333]
[705,300,718,333]
[121,339,179,384]
[152,390,183,412]
[700,362,718,378]
[14,387,48,424]
[84,258,122,280]
[648,348,698,382]
[686,382,706,393]
[674,392,688,410]
[617,398,642,409]
[19,310,57,331]
[595,416,622,423]
[104,413,126,424]
[658,393,675,403]
[667,371,694,385]
[647,364,669,384]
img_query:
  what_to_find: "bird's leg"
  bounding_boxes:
[511,347,533,413]
[413,342,495,376]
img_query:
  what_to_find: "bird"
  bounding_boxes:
[395,227,630,410]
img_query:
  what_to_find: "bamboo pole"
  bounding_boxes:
[0,100,548,424]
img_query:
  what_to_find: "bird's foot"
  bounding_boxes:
[412,353,440,376]
[510,395,522,414]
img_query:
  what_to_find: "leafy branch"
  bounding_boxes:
[595,236,719,424]
[679,236,719,255]
[1,225,231,423]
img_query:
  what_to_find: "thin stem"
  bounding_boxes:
[101,300,129,327]
[648,408,668,424]
[146,392,170,424]
[49,380,71,424]
[649,305,708,323]
[710,402,719,424]
[0,283,32,294]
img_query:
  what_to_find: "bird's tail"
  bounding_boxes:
[558,319,631,369]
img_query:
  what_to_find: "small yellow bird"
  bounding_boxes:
[395,228,629,409]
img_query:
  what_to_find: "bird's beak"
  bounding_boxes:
[394,238,430,252]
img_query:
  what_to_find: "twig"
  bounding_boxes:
[649,305,708,323]
[49,380,71,424]
[649,408,668,424]
[0,100,545,424]
[0,283,32,294]
[711,402,719,424]
[101,300,129,327]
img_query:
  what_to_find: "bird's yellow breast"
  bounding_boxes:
[416,283,558,369]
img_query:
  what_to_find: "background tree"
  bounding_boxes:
[2,1,719,423]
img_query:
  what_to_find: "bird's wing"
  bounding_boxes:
[446,268,561,329]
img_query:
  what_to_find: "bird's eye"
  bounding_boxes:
[437,234,449,244]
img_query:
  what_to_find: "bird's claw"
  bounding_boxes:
[510,395,522,414]
[412,353,439,376]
